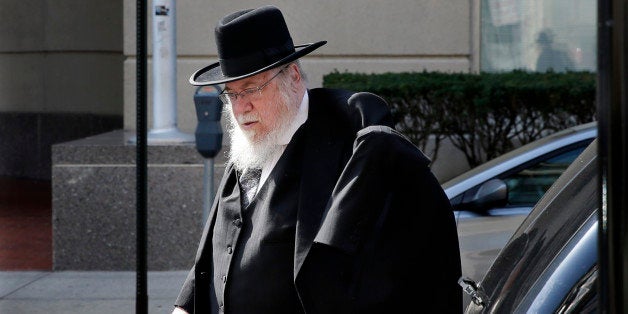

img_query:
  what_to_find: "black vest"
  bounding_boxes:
[210,127,306,314]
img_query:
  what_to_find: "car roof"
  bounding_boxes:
[443,122,597,199]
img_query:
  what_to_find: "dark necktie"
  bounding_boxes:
[240,168,262,207]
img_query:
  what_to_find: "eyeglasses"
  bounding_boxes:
[219,66,287,104]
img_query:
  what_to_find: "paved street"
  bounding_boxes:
[457,214,526,282]
[456,214,526,310]
[0,271,187,314]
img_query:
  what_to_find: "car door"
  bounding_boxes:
[464,140,599,313]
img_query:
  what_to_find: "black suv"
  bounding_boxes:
[463,139,598,313]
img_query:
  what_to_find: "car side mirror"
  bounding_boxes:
[460,178,508,213]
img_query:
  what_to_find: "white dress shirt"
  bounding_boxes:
[255,91,309,194]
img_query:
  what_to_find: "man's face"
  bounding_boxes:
[224,64,303,171]
[224,68,288,143]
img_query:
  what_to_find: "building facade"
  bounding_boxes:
[1,0,597,179]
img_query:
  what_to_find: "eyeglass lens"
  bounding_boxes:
[219,66,287,104]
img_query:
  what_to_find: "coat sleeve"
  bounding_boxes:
[314,125,432,253]
[308,125,462,313]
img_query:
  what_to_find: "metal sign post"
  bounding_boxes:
[136,0,148,313]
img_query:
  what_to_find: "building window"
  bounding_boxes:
[481,0,597,73]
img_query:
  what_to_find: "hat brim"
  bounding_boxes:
[190,41,327,86]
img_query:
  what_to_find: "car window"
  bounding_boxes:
[502,146,587,206]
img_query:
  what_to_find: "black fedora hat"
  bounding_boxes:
[190,5,326,86]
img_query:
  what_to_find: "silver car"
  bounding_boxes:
[445,122,597,291]
[444,121,597,217]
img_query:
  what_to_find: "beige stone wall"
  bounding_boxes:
[0,1,124,179]
[123,0,474,132]
[0,0,477,119]
[0,0,123,114]
[0,0,476,180]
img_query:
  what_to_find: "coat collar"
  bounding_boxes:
[293,89,355,278]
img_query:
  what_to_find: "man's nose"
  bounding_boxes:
[231,98,253,115]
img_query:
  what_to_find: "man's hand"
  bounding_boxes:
[172,306,189,314]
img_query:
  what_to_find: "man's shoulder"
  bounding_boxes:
[308,88,355,105]
[308,88,389,115]
[354,125,431,168]
[308,88,393,130]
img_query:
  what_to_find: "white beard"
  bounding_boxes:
[225,89,300,172]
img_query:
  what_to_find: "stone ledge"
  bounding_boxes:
[52,129,228,166]
[52,129,226,270]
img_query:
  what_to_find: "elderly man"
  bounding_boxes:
[174,5,462,314]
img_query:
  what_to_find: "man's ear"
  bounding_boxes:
[288,62,301,84]
[285,63,304,94]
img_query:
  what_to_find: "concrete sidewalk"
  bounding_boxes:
[0,270,188,314]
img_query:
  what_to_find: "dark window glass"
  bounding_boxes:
[503,146,586,205]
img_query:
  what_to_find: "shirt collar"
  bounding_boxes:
[277,91,309,145]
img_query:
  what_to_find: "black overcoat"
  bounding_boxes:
[176,88,462,313]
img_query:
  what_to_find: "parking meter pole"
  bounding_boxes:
[193,85,223,227]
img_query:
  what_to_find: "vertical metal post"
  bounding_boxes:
[597,0,611,309]
[148,0,193,143]
[598,0,628,312]
[152,0,177,131]
[136,0,149,313]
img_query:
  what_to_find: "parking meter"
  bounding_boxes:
[193,85,223,158]
[193,85,223,223]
